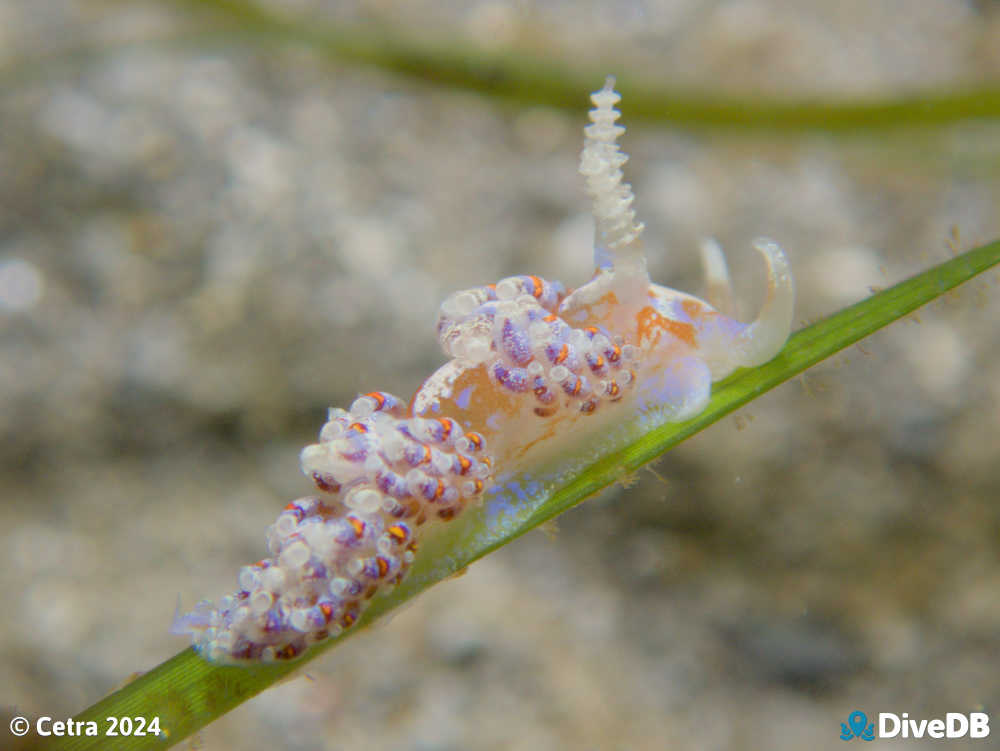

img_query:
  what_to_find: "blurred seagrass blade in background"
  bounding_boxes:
[166,0,1000,130]
[46,238,1000,751]
[7,0,994,131]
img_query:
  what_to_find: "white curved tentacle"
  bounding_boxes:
[732,238,795,367]
[699,237,736,318]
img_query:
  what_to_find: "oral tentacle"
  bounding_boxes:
[698,237,736,318]
[734,238,795,367]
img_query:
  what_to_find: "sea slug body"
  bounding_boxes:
[175,77,795,663]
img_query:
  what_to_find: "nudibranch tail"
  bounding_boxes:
[178,77,794,664]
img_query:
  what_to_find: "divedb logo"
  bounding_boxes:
[840,710,990,741]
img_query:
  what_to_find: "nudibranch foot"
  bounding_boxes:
[178,77,794,663]
[634,353,711,422]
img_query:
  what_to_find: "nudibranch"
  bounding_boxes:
[176,77,794,663]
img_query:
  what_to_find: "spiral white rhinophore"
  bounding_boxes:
[579,76,645,262]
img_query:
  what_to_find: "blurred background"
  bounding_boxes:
[2,1,999,749]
